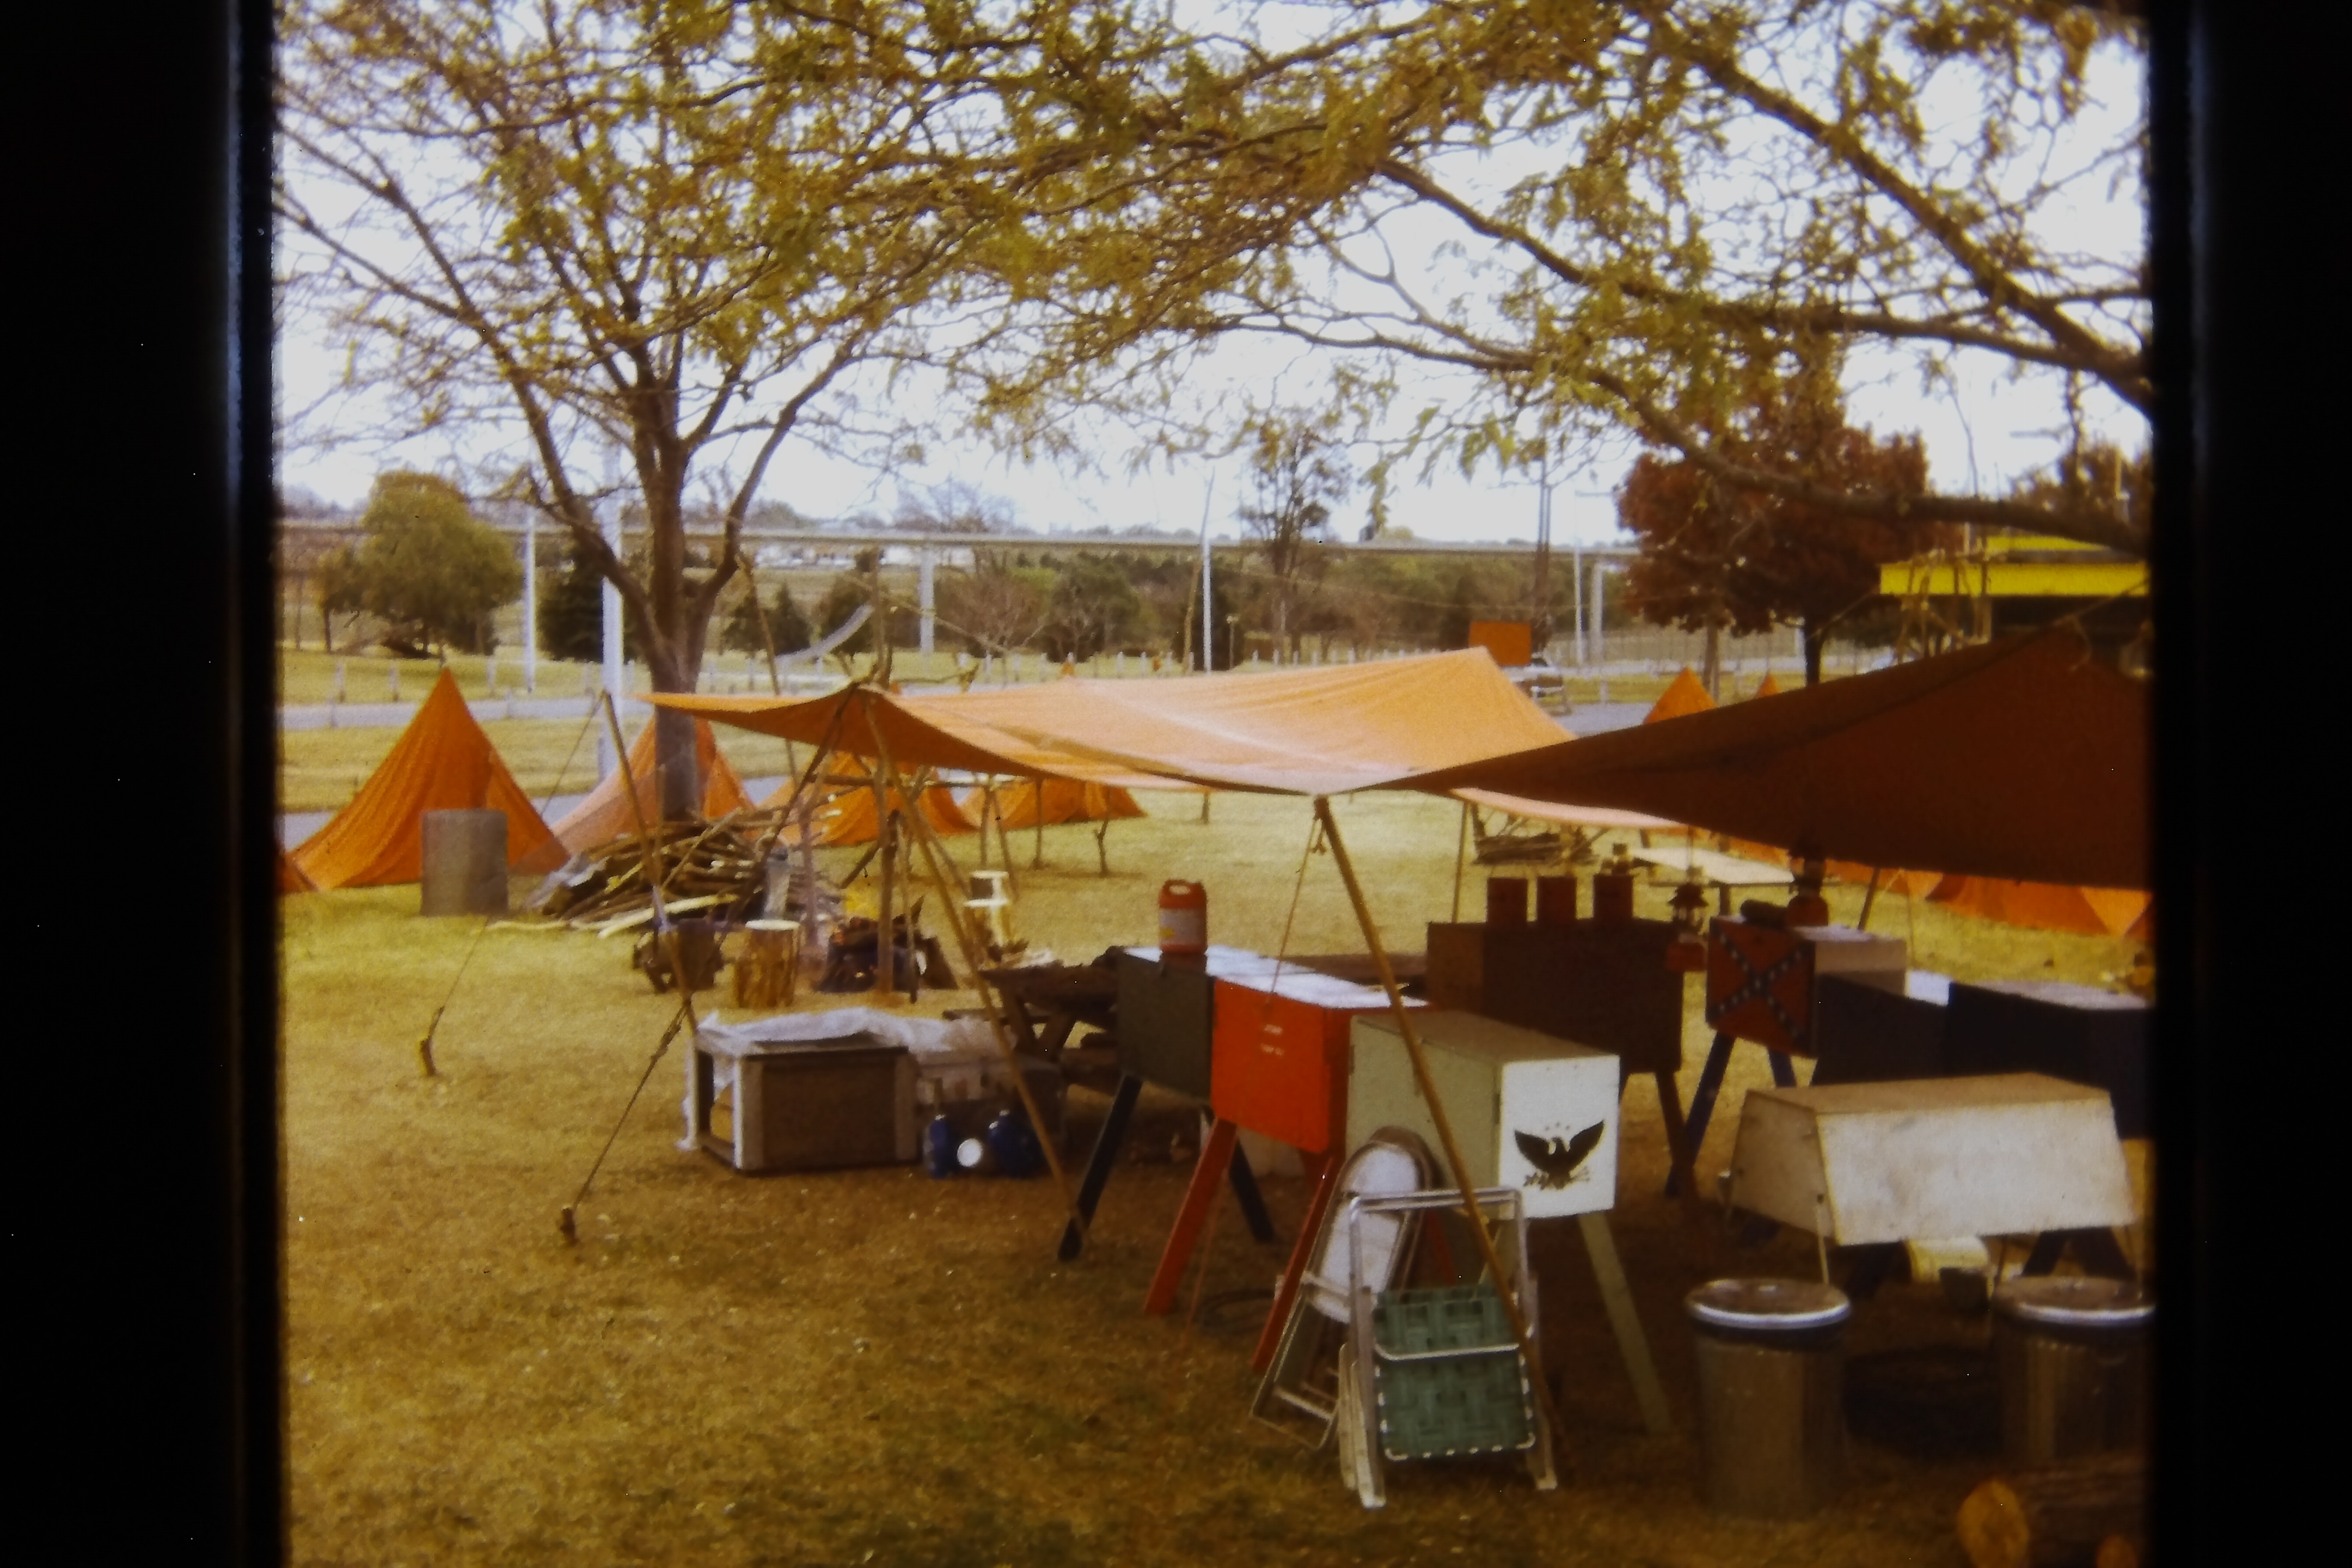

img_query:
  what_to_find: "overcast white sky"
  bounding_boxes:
[275,16,2146,549]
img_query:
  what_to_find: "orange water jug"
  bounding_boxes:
[1158,880,1208,954]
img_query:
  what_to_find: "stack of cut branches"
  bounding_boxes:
[531,813,783,933]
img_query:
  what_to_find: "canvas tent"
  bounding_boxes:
[1750,672,1784,698]
[1925,875,2151,937]
[1409,628,2148,890]
[1644,667,1717,723]
[290,668,566,889]
[548,717,752,854]
[966,776,1149,830]
[770,754,979,846]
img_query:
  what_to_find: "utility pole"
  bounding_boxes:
[598,505,623,781]
[1199,473,1215,671]
[523,509,537,695]
[1532,454,1553,653]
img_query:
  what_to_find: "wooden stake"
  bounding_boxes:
[1312,795,1569,1456]
[864,701,1086,1239]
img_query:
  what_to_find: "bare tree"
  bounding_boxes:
[1236,414,1351,659]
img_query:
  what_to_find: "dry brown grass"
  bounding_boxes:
[282,789,2139,1567]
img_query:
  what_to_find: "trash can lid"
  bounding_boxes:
[1993,1276,2154,1328]
[1685,1278,1852,1331]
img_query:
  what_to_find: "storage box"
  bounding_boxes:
[1705,918,1908,1054]
[912,1044,1065,1141]
[1810,970,1953,1085]
[1944,980,2149,1138]
[1725,1073,2135,1245]
[1349,1010,1621,1218]
[693,1033,917,1173]
[1114,945,1285,1098]
[1211,970,1414,1154]
[1424,920,1686,1075]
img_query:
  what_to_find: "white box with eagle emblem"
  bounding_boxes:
[1347,1010,1620,1218]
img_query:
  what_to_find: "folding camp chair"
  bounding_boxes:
[1333,1186,1557,1509]
[1250,1128,1435,1447]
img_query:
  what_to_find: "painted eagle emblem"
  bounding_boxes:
[1514,1124,1605,1189]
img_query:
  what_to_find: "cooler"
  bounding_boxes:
[1347,1010,1620,1218]
[1944,980,2150,1138]
[1114,945,1285,1100]
[1211,970,1414,1154]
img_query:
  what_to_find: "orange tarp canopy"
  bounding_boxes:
[1411,629,2148,890]
[1926,875,2151,938]
[1451,789,1676,832]
[966,777,1148,830]
[548,718,752,854]
[291,669,565,889]
[1645,668,1717,723]
[652,650,1571,798]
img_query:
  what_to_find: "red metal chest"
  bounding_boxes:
[1209,970,1418,1153]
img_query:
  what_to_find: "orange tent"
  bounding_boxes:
[290,669,565,889]
[278,847,319,895]
[1824,861,1939,897]
[1926,875,2152,937]
[1751,671,1784,698]
[764,755,978,846]
[1413,628,2147,890]
[1645,667,1717,723]
[965,776,1148,830]
[548,717,752,854]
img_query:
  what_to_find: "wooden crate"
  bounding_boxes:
[694,1036,917,1174]
[1113,945,1285,1099]
[1809,970,1953,1085]
[1210,971,1414,1154]
[1349,1010,1620,1218]
[1725,1073,2134,1245]
[1944,980,2150,1138]
[1704,918,1907,1055]
[1424,919,1686,1075]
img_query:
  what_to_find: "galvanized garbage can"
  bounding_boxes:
[420,808,507,915]
[1687,1279,1851,1516]
[1993,1276,2152,1465]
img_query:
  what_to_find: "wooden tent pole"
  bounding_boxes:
[864,704,1086,1239]
[1313,794,1567,1453]
[872,734,897,1003]
[1452,798,1471,922]
[1858,867,1885,932]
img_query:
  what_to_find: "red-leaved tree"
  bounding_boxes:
[1618,399,1949,688]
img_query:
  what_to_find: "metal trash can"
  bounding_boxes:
[420,808,507,915]
[1993,1276,2152,1465]
[1687,1279,1851,1516]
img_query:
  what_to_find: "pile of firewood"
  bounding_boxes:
[528,809,838,933]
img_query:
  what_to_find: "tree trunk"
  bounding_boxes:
[1702,620,1722,699]
[1804,620,1826,686]
[1954,1453,2145,1568]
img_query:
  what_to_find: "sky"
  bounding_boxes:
[275,11,2147,550]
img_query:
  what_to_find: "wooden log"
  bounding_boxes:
[1955,1453,2146,1568]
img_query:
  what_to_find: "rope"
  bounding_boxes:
[413,699,602,1078]
[559,1008,690,1244]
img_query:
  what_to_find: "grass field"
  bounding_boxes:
[280,784,2145,1567]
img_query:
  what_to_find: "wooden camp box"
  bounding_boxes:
[1725,1074,2135,1246]
[1114,945,1285,1099]
[1809,970,1953,1085]
[1349,1010,1621,1218]
[1704,917,1908,1055]
[693,1034,918,1174]
[1944,980,2151,1139]
[1424,918,1686,1075]
[1209,970,1417,1154]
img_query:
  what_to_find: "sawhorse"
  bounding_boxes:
[1664,1030,1802,1197]
[1065,1082,1276,1265]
